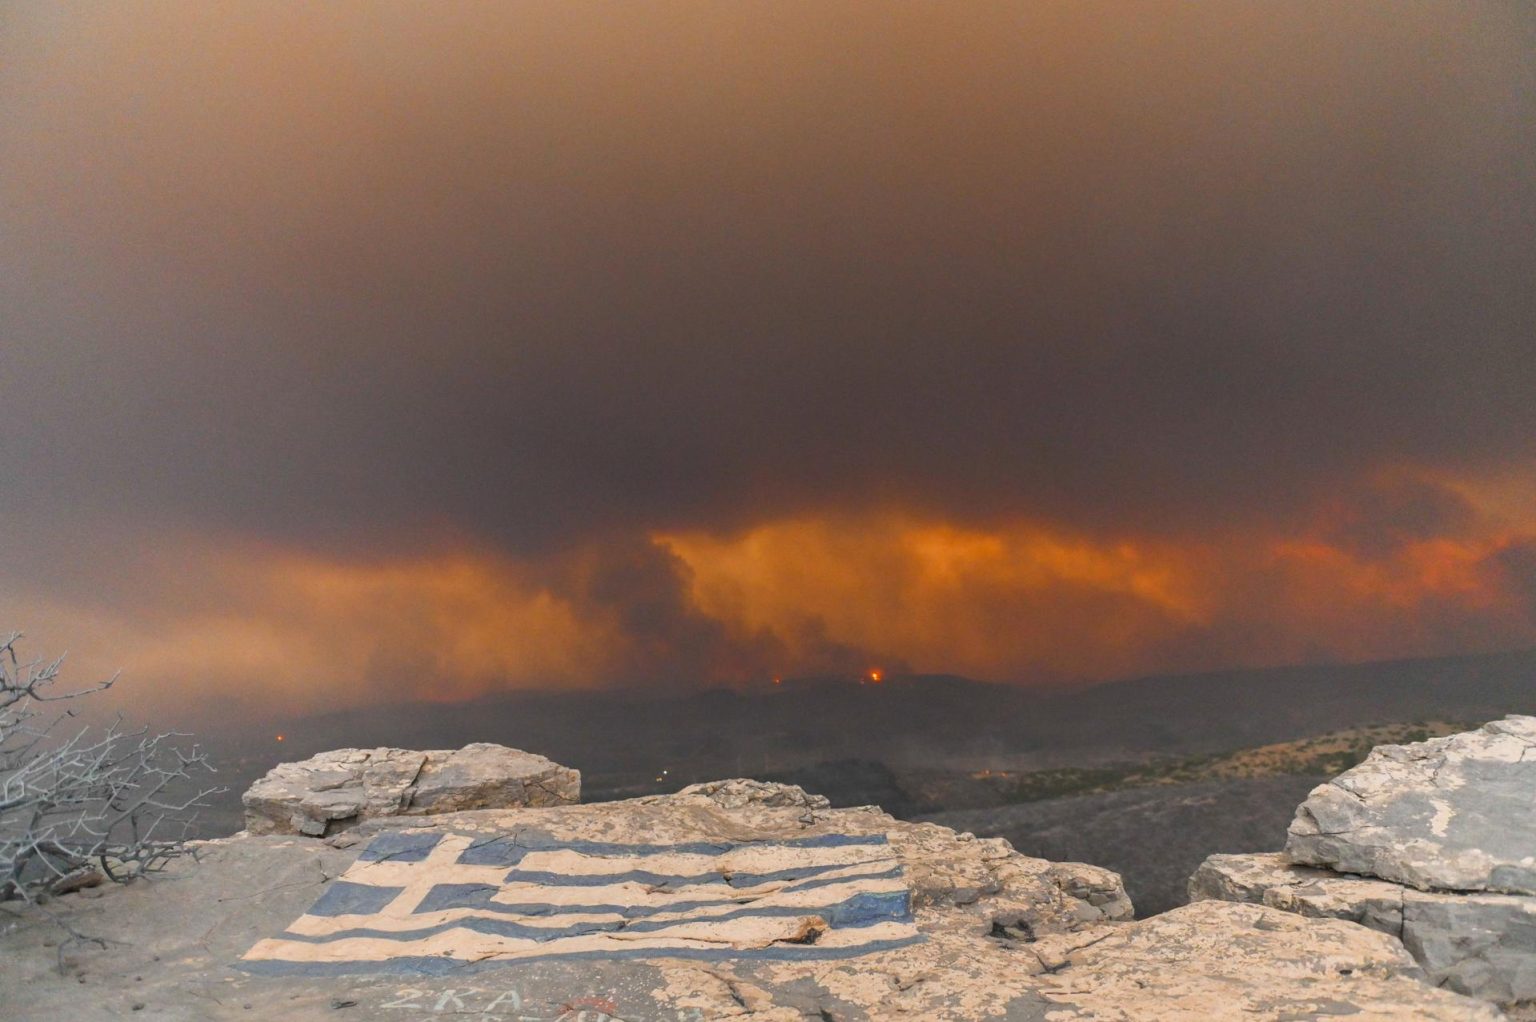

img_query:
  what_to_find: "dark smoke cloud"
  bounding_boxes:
[543,535,880,686]
[1321,477,1481,561]
[1496,541,1536,619]
[3,2,1532,553]
[3,4,1535,703]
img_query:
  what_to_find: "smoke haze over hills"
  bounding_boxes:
[3,3,1535,713]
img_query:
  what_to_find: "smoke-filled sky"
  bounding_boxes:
[4,3,1535,717]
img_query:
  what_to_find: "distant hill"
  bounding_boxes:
[905,719,1469,810]
[1040,648,1536,756]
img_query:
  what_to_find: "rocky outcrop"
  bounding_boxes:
[1287,715,1536,895]
[1192,852,1536,1006]
[241,743,579,836]
[671,776,833,810]
[5,774,1497,1020]
[1191,716,1536,1012]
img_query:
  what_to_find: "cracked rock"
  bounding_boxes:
[1192,851,1536,1008]
[666,778,833,811]
[241,744,579,836]
[1286,715,1536,896]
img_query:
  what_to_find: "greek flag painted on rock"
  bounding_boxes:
[241,830,922,975]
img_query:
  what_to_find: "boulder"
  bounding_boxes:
[1191,852,1536,1007]
[4,778,1497,1020]
[241,743,578,836]
[1192,716,1536,1011]
[1286,715,1536,895]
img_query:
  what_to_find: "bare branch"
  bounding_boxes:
[1,632,223,911]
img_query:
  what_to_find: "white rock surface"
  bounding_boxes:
[241,743,579,836]
[1192,851,1536,1007]
[1046,899,1500,1021]
[1287,715,1536,895]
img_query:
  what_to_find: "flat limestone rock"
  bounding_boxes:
[1191,851,1536,1007]
[1039,900,1500,1021]
[0,783,1496,1021]
[1286,715,1536,896]
[241,743,579,836]
[1190,852,1409,933]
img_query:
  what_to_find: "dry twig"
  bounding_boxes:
[0,632,223,925]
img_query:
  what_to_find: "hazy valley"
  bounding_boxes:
[199,647,1536,916]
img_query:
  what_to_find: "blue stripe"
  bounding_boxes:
[414,866,906,917]
[356,832,442,863]
[307,881,405,917]
[500,859,891,889]
[454,832,887,867]
[237,934,926,976]
[283,889,912,945]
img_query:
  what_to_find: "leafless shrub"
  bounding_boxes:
[1,631,223,924]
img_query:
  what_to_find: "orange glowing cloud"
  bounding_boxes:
[7,473,1536,720]
[656,515,1210,682]
[29,545,610,712]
